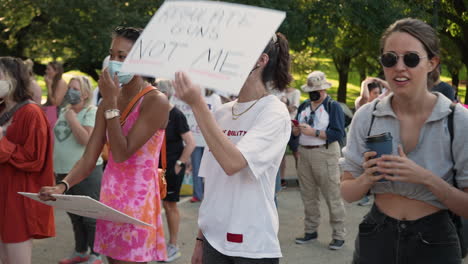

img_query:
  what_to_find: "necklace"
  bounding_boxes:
[231,93,268,120]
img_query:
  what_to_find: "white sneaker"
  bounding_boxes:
[80,254,103,264]
[164,244,181,262]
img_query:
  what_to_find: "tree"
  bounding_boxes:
[0,0,163,80]
[300,0,410,103]
[408,0,468,101]
[431,0,468,102]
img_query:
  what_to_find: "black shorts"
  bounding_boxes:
[163,162,186,202]
[288,133,299,152]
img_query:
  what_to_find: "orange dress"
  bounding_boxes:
[0,103,55,243]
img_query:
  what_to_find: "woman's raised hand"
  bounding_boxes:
[173,72,204,106]
[98,68,120,100]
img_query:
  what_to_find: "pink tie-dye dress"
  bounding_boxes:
[94,97,167,262]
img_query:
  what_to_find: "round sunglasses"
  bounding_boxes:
[379,52,427,68]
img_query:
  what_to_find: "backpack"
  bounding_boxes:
[447,103,467,258]
[368,101,467,258]
[326,100,353,128]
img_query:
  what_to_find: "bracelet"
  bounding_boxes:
[57,180,70,194]
[196,237,204,242]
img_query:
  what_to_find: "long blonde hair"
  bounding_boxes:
[69,76,93,107]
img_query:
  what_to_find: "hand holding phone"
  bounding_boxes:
[291,119,299,126]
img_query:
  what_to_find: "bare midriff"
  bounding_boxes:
[374,193,441,220]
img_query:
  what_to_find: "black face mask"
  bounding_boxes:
[309,91,321,101]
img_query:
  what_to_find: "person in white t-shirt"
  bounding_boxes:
[173,32,292,264]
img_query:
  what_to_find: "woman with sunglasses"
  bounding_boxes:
[340,18,468,263]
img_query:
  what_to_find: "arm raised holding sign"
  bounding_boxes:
[174,33,292,263]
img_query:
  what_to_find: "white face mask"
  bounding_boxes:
[0,80,12,104]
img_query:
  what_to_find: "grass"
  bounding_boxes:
[35,58,467,107]
[290,58,467,107]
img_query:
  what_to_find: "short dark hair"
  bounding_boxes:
[113,26,143,43]
[261,32,292,92]
[367,82,382,93]
[0,57,33,102]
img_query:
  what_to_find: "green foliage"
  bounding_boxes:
[0,0,163,79]
[0,0,466,103]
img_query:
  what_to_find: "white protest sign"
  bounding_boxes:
[121,1,285,95]
[19,192,151,226]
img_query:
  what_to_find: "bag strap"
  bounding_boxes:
[448,103,457,188]
[367,100,380,137]
[161,134,166,170]
[0,100,35,126]
[120,86,156,126]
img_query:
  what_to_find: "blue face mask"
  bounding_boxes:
[65,89,82,105]
[107,60,134,85]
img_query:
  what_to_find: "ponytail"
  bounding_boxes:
[261,32,292,91]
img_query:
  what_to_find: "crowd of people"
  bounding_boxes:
[0,16,467,264]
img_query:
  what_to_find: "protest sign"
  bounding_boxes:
[19,192,151,226]
[121,1,285,95]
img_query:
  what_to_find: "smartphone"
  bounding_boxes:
[291,119,299,126]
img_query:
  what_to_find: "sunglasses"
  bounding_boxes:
[305,111,315,127]
[379,52,427,68]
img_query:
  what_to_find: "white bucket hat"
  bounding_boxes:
[301,71,332,92]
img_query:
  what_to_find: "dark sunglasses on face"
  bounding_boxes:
[379,52,427,68]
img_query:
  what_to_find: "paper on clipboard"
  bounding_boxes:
[18,192,151,227]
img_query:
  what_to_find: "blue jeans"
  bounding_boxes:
[191,146,205,200]
[353,204,461,264]
[274,169,281,207]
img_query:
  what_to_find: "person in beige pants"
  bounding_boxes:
[292,71,346,250]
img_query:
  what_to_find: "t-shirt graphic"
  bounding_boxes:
[54,120,72,142]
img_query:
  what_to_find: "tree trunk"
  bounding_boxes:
[337,69,349,103]
[450,71,459,97]
[83,67,99,82]
[333,54,351,103]
[462,60,468,104]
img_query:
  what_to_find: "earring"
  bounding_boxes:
[256,64,260,67]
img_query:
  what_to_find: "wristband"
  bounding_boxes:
[196,237,204,242]
[57,180,70,194]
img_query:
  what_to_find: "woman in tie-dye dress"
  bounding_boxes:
[40,26,170,264]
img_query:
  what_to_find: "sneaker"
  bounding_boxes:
[281,179,287,188]
[82,254,103,264]
[190,197,201,203]
[162,244,181,262]
[358,196,371,206]
[295,232,318,244]
[328,239,345,250]
[58,251,89,264]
